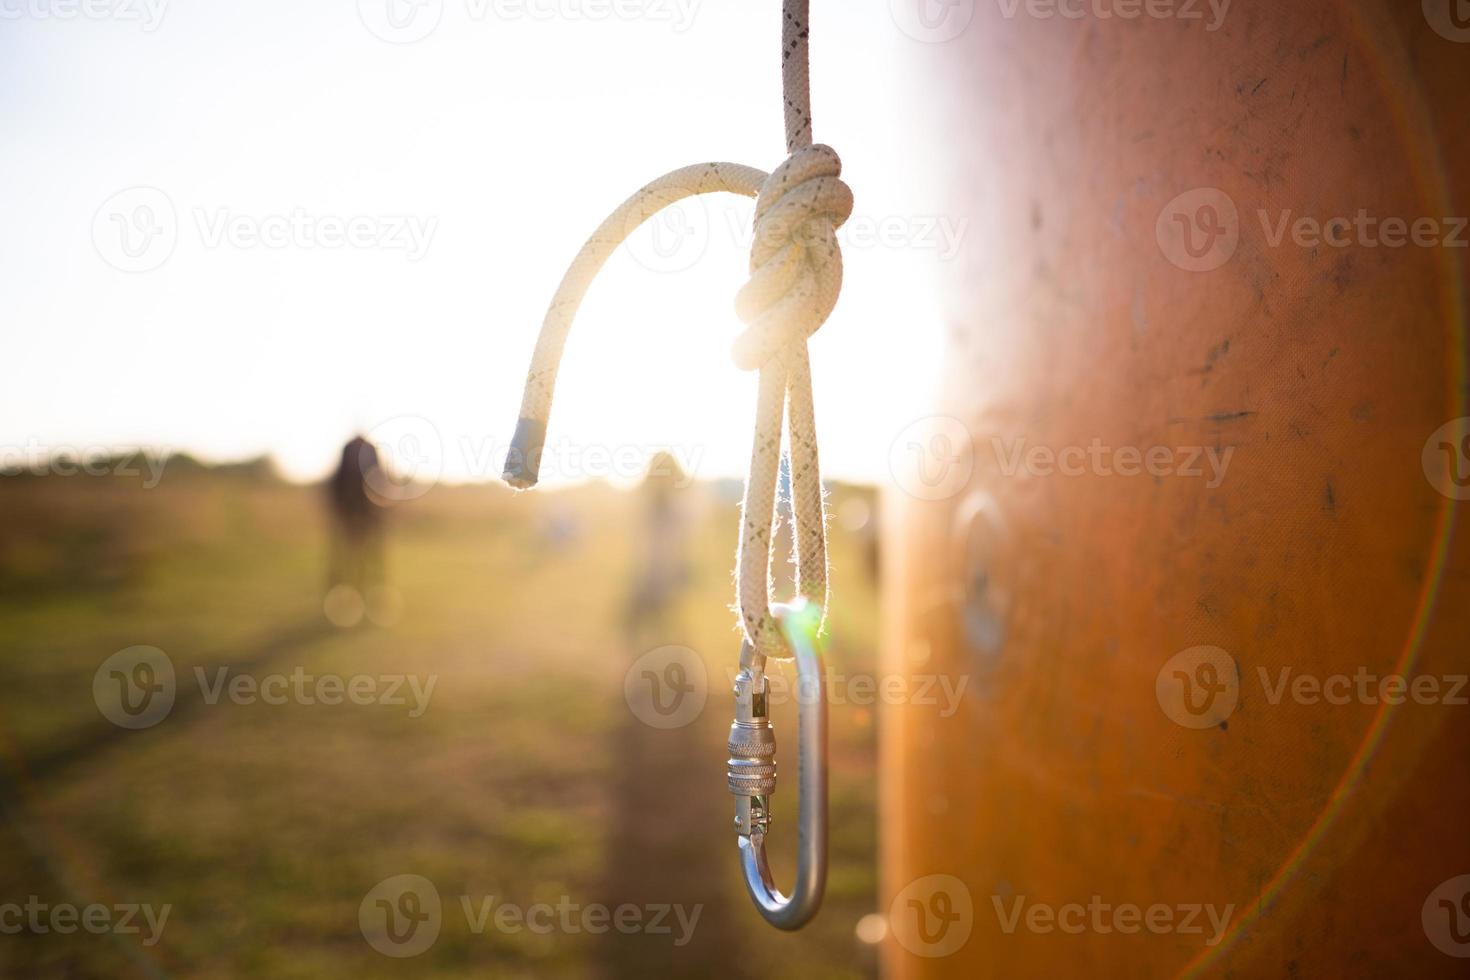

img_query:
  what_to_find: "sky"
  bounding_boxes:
[1,0,952,486]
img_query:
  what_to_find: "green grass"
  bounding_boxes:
[0,469,880,978]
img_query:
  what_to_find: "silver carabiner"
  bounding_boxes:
[726,600,827,930]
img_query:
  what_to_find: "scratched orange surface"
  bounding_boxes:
[882,1,1470,976]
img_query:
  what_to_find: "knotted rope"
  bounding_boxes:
[503,0,849,660]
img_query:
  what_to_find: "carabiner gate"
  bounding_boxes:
[726,600,827,930]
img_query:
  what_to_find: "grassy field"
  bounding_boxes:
[0,464,881,978]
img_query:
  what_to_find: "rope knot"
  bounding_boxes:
[731,144,853,371]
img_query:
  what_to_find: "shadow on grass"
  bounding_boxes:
[596,612,752,980]
[0,615,338,806]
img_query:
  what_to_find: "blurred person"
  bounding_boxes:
[623,451,693,640]
[324,434,388,627]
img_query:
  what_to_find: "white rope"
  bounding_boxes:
[503,0,850,660]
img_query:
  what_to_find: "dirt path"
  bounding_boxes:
[596,613,754,979]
